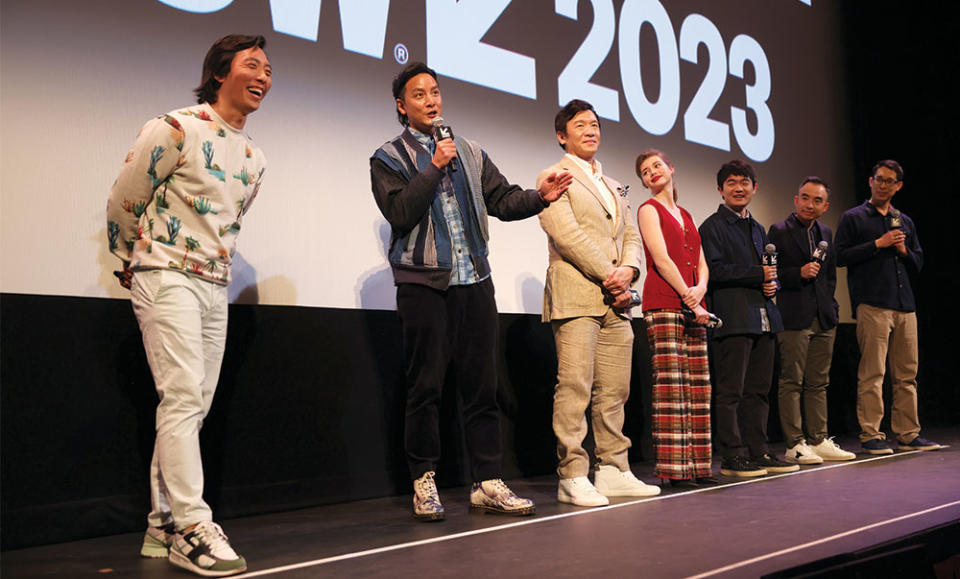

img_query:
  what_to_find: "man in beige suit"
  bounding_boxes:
[538,100,660,506]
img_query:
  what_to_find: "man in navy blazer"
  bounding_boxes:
[700,160,797,478]
[767,177,855,465]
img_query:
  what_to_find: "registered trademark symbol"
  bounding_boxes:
[394,43,409,64]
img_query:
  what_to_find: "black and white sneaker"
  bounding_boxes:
[753,453,800,473]
[720,456,767,478]
[169,521,247,577]
[784,441,824,465]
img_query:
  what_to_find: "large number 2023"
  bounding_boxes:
[557,0,774,162]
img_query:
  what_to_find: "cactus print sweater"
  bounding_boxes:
[107,103,266,285]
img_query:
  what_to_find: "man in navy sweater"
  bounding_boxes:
[835,160,940,455]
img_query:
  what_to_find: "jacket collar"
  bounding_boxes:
[718,204,753,224]
[559,155,612,214]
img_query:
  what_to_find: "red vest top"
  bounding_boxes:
[640,198,703,311]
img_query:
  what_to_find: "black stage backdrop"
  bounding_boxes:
[2,1,958,550]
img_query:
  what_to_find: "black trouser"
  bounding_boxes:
[711,333,775,459]
[396,278,501,482]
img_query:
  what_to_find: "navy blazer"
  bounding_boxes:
[767,214,839,331]
[699,205,783,338]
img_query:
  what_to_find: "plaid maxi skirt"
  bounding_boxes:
[645,310,712,480]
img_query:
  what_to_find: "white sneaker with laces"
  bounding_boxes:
[168,521,247,577]
[593,465,661,497]
[558,476,609,506]
[785,441,824,464]
[810,437,856,461]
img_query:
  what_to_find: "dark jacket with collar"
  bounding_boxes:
[835,200,922,314]
[699,204,783,338]
[767,214,839,331]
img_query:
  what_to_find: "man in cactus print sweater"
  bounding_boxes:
[106,34,271,578]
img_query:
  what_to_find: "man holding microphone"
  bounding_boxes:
[369,62,572,520]
[699,161,796,477]
[835,160,939,455]
[768,177,855,464]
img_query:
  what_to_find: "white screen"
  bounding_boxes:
[0,0,855,317]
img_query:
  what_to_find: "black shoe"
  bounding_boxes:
[720,456,767,477]
[694,476,720,486]
[752,453,800,473]
[897,436,941,451]
[667,479,698,489]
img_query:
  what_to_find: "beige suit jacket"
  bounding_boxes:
[537,156,642,322]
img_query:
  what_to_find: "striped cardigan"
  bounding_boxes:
[370,128,545,289]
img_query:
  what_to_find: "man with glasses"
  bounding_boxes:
[835,160,940,455]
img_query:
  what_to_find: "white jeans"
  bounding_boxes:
[131,269,228,529]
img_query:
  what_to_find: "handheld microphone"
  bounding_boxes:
[431,116,457,172]
[888,208,902,229]
[603,289,642,308]
[812,240,828,264]
[762,243,778,266]
[682,305,723,329]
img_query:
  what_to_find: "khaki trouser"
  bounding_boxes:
[855,304,921,443]
[552,308,633,479]
[777,318,836,447]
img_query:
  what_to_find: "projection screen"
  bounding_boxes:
[0,0,855,316]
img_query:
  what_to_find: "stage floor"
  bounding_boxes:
[4,429,958,578]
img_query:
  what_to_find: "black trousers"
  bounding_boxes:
[396,278,501,482]
[711,333,775,459]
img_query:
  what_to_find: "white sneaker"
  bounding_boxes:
[558,476,609,506]
[785,441,824,465]
[593,465,661,497]
[168,521,247,577]
[810,437,856,461]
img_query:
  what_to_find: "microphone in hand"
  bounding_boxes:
[682,305,723,328]
[762,243,778,266]
[888,208,902,229]
[812,240,828,264]
[431,116,457,172]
